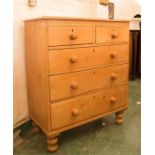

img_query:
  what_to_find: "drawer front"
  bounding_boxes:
[48,26,94,46]
[96,26,129,44]
[48,44,129,74]
[51,85,128,130]
[49,64,128,101]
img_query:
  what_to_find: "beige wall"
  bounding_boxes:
[13,0,140,127]
[114,0,141,19]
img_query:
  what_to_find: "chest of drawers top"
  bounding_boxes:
[25,16,129,22]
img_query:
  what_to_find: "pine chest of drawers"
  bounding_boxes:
[25,17,129,152]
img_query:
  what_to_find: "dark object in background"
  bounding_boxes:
[108,2,114,19]
[129,14,141,80]
[129,30,141,80]
[134,14,141,18]
[134,14,141,28]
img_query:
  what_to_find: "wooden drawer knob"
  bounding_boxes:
[110,96,117,104]
[111,73,118,80]
[70,33,78,40]
[111,32,118,38]
[110,52,117,58]
[70,81,78,89]
[72,108,79,116]
[70,56,78,63]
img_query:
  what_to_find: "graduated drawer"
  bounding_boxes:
[48,26,94,46]
[48,44,129,74]
[96,26,129,44]
[49,64,128,101]
[50,85,128,130]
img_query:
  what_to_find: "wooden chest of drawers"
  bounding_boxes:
[25,17,129,152]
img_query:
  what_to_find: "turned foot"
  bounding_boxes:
[47,135,59,152]
[115,110,124,125]
[32,122,40,133]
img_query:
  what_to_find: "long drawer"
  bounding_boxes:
[48,26,95,46]
[50,85,128,130]
[96,26,129,44]
[48,44,129,74]
[49,64,128,101]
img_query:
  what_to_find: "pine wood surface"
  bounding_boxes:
[48,44,129,74]
[25,17,129,152]
[51,85,128,130]
[49,64,128,101]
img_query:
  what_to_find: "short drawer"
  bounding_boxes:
[49,64,128,101]
[48,44,129,74]
[50,85,128,130]
[48,26,94,46]
[96,26,129,44]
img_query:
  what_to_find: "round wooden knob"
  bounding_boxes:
[70,33,78,40]
[111,32,118,38]
[110,96,117,104]
[70,56,78,63]
[111,73,118,80]
[70,81,78,89]
[72,108,79,116]
[110,52,117,58]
